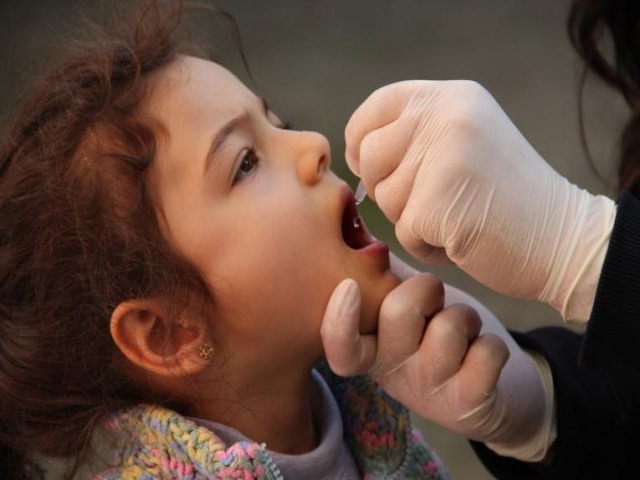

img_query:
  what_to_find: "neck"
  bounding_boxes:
[193,366,321,454]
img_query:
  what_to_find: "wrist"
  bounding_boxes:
[485,349,557,462]
[541,188,616,322]
[561,213,613,322]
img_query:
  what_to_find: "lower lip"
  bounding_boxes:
[358,239,389,257]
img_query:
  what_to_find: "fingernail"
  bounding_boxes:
[321,279,360,341]
[334,279,360,316]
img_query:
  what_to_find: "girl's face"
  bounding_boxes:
[145,56,399,369]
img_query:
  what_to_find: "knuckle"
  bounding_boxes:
[470,335,510,376]
[380,289,412,320]
[448,113,481,146]
[359,132,380,159]
[427,311,459,339]
[453,303,481,321]
[375,185,402,223]
[483,334,510,362]
[442,303,481,332]
[447,80,488,106]
[397,210,451,265]
[415,273,444,299]
[395,211,419,245]
[448,302,469,314]
[455,79,487,96]
[395,211,410,235]
[344,117,358,141]
[445,81,491,133]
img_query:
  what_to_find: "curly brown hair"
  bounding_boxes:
[0,1,242,477]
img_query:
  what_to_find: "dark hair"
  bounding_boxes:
[568,0,640,195]
[0,1,240,477]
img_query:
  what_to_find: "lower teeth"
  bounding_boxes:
[353,216,362,229]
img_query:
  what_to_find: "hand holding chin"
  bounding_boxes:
[320,269,541,445]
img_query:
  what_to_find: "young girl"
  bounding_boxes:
[0,2,447,478]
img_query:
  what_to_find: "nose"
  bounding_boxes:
[291,130,331,185]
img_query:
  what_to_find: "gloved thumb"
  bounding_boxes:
[320,279,377,376]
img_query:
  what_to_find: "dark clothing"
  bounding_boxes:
[472,191,640,479]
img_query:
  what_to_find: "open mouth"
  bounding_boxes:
[341,194,374,249]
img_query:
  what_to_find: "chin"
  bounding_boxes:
[357,269,401,334]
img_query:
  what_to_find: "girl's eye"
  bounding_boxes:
[232,147,259,184]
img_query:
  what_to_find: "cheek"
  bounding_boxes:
[204,209,343,332]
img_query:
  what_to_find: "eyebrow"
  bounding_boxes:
[203,97,270,175]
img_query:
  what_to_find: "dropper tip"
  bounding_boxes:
[354,180,366,205]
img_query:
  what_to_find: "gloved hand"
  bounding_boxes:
[345,80,616,321]
[321,259,556,461]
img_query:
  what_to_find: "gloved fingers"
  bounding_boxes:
[417,303,482,389]
[374,169,415,223]
[456,333,509,411]
[444,283,522,354]
[370,273,444,378]
[345,80,439,173]
[395,216,452,265]
[321,279,377,376]
[358,116,416,206]
[365,107,432,222]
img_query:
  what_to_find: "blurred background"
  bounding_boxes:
[0,0,630,477]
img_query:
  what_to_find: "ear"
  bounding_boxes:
[110,299,211,377]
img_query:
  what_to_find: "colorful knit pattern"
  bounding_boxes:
[87,365,449,479]
[94,405,282,480]
[317,361,449,480]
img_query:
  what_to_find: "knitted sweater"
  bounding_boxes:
[78,363,448,480]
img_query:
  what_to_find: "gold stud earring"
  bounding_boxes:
[198,343,214,360]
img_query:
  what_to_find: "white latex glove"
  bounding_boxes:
[345,80,616,322]
[321,258,556,461]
